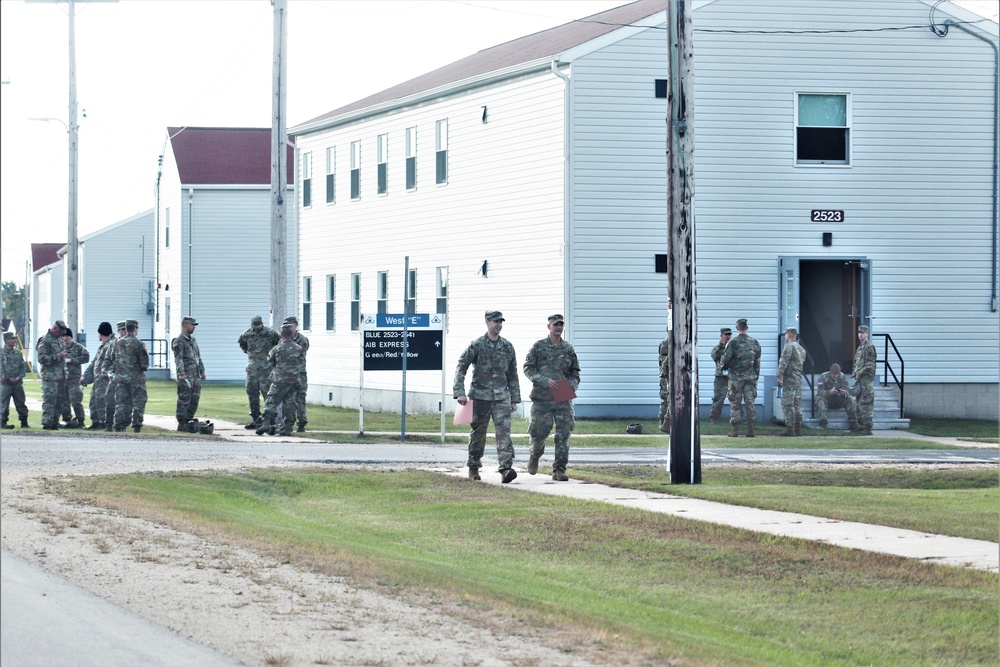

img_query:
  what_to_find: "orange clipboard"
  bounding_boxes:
[549,379,577,403]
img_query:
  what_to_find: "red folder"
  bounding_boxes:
[549,379,577,403]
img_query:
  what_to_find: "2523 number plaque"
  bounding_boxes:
[811,210,844,222]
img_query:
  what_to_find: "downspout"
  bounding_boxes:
[942,20,999,312]
[187,187,194,316]
[551,59,572,330]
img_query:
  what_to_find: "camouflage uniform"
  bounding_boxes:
[853,329,877,432]
[453,329,521,474]
[288,330,309,428]
[658,336,670,429]
[238,319,280,423]
[719,322,761,435]
[523,330,580,476]
[172,326,205,423]
[103,322,127,429]
[1,337,29,427]
[776,335,806,435]
[709,331,731,422]
[111,325,150,430]
[816,369,858,428]
[83,334,115,428]
[62,336,90,426]
[36,327,67,428]
[259,335,304,435]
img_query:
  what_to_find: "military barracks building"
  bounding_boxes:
[287,0,996,420]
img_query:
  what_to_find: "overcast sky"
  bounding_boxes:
[1,0,995,285]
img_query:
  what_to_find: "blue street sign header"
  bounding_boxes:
[363,313,444,330]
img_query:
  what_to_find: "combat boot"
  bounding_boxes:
[177,419,187,432]
[296,423,306,433]
[279,422,294,436]
[74,407,87,429]
[132,424,142,433]
[244,417,260,430]
[745,424,755,438]
[793,419,802,437]
[552,471,569,482]
[777,426,794,437]
[818,418,828,428]
[255,416,273,436]
[849,420,861,432]
[727,424,740,438]
[861,428,873,436]
[87,422,103,430]
[20,417,30,428]
[467,467,481,481]
[1,421,13,430]
[104,423,113,432]
[527,454,539,475]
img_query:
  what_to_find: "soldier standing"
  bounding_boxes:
[172,316,206,430]
[658,333,670,433]
[853,325,877,435]
[61,327,90,428]
[238,314,280,429]
[454,310,521,483]
[111,319,150,432]
[709,327,732,424]
[256,323,304,436]
[36,320,68,430]
[816,363,859,431]
[1,332,30,429]
[776,326,806,436]
[523,314,581,481]
[82,322,115,430]
[720,318,762,438]
[102,320,128,431]
[282,316,310,432]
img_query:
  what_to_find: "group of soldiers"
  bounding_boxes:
[238,315,309,437]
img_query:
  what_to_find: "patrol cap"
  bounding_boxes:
[98,321,113,336]
[720,327,732,335]
[283,316,298,325]
[548,314,565,324]
[484,310,504,321]
[736,318,748,327]
[182,316,198,326]
[53,319,67,330]
[857,324,870,333]
[280,323,294,336]
[3,331,15,340]
[116,321,127,330]
[126,319,139,329]
[784,326,798,335]
[251,315,263,325]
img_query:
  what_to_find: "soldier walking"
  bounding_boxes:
[523,314,581,481]
[776,326,806,436]
[82,321,115,430]
[238,315,280,429]
[719,318,762,438]
[853,325,877,435]
[36,320,68,430]
[454,310,521,483]
[61,327,90,428]
[172,316,206,429]
[256,323,304,436]
[1,332,30,429]
[709,327,732,424]
[816,363,859,431]
[111,319,150,432]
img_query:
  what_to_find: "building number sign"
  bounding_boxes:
[811,210,845,222]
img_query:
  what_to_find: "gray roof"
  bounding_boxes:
[297,0,664,130]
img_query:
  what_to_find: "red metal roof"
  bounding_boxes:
[166,127,296,185]
[298,0,664,128]
[31,243,63,272]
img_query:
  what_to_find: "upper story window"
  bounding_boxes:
[325,274,336,331]
[350,273,361,331]
[377,133,389,195]
[435,119,448,184]
[796,93,850,165]
[350,140,361,200]
[326,146,336,204]
[405,126,417,190]
[377,270,388,314]
[302,152,313,207]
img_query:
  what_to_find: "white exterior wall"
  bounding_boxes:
[31,262,63,367]
[295,73,566,411]
[694,0,999,403]
[568,24,669,417]
[156,147,184,351]
[77,210,155,360]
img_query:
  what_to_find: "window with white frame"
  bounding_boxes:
[796,93,850,165]
[436,266,448,316]
[326,146,336,204]
[377,271,388,314]
[325,274,335,331]
[302,276,312,331]
[405,126,417,190]
[377,133,388,195]
[435,119,448,184]
[302,152,312,207]
[351,273,361,331]
[405,269,416,315]
[350,140,361,200]
[165,207,170,248]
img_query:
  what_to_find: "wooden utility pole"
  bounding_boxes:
[666,0,701,484]
[270,0,288,327]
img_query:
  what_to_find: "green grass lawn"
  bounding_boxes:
[58,469,998,667]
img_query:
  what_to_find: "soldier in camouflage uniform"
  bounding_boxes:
[282,316,310,432]
[1,332,30,429]
[102,321,128,431]
[454,310,521,483]
[816,363,859,431]
[111,319,150,432]
[172,316,206,429]
[238,314,280,429]
[256,323,304,436]
[658,333,670,433]
[776,326,806,436]
[709,327,732,424]
[82,321,114,430]
[36,320,68,430]
[853,324,877,435]
[523,314,580,481]
[60,327,90,428]
[719,318,762,438]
